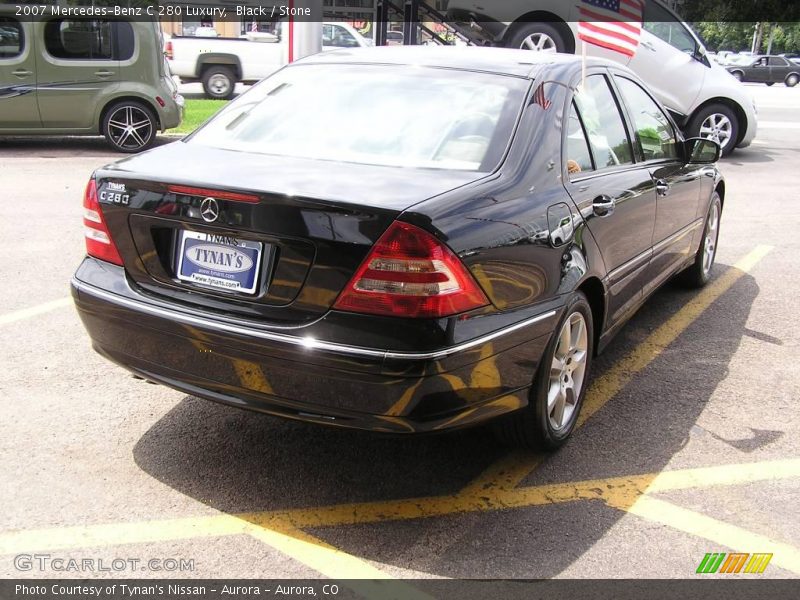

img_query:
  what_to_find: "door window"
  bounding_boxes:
[615,77,678,161]
[566,102,594,176]
[44,19,133,61]
[768,57,789,67]
[0,17,23,58]
[643,3,697,54]
[573,75,633,169]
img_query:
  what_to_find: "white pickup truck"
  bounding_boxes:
[166,22,372,99]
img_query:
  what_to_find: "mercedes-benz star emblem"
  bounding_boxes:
[200,197,220,223]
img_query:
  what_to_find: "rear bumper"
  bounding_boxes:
[71,259,559,434]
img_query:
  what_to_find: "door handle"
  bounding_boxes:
[640,41,656,52]
[94,70,115,78]
[592,195,616,218]
[656,179,671,197]
[13,69,33,78]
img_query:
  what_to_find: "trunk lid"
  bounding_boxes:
[95,142,483,325]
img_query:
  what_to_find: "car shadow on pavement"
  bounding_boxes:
[133,264,764,578]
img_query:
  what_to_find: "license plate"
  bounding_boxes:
[176,231,267,295]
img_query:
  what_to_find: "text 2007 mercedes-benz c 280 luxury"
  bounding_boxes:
[72,47,724,449]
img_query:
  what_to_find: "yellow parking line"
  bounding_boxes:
[578,244,773,426]
[6,458,798,557]
[459,451,544,496]
[0,297,72,326]
[0,514,246,555]
[247,525,394,580]
[0,245,776,577]
[461,245,774,493]
[605,495,800,576]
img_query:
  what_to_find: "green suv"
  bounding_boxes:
[0,9,183,152]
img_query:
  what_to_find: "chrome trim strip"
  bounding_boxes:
[652,219,703,255]
[606,248,652,283]
[72,278,557,362]
[384,310,557,361]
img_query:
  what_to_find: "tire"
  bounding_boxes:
[686,103,740,158]
[766,82,775,86]
[202,66,236,100]
[493,292,594,450]
[506,23,568,54]
[786,74,799,87]
[679,192,722,289]
[102,100,157,154]
[731,70,744,82]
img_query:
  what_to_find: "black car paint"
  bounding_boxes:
[72,50,723,434]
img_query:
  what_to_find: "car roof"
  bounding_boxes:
[297,45,593,79]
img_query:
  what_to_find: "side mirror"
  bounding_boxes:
[685,137,721,164]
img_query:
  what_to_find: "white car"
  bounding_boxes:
[167,22,372,99]
[446,0,757,156]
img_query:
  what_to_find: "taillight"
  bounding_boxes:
[83,179,123,266]
[333,221,489,319]
[165,40,173,60]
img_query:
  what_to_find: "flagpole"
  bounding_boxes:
[581,38,587,91]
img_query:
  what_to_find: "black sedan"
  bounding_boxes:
[727,55,800,87]
[72,47,724,449]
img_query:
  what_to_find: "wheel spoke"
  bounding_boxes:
[570,316,585,349]
[557,323,571,359]
[551,356,566,377]
[129,128,146,148]
[550,386,567,427]
[116,129,132,147]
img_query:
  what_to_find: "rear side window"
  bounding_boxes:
[566,102,594,176]
[0,17,23,59]
[44,19,134,61]
[573,75,633,169]
[615,77,678,161]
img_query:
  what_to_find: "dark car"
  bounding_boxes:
[72,47,724,449]
[727,55,800,87]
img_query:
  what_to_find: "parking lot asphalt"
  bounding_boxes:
[1,84,799,582]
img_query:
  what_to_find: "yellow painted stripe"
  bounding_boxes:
[2,458,799,556]
[0,297,72,326]
[0,514,247,555]
[606,496,800,576]
[578,244,773,426]
[246,525,394,579]
[461,245,774,493]
[459,451,543,496]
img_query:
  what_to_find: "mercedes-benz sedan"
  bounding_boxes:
[72,47,724,449]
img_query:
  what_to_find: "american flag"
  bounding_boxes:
[577,0,644,58]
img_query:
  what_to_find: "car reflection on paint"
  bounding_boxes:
[72,47,725,449]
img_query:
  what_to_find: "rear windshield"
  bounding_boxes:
[188,64,530,172]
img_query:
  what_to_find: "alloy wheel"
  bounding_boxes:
[520,32,558,53]
[548,312,589,432]
[106,105,153,151]
[703,202,720,276]
[700,113,733,150]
